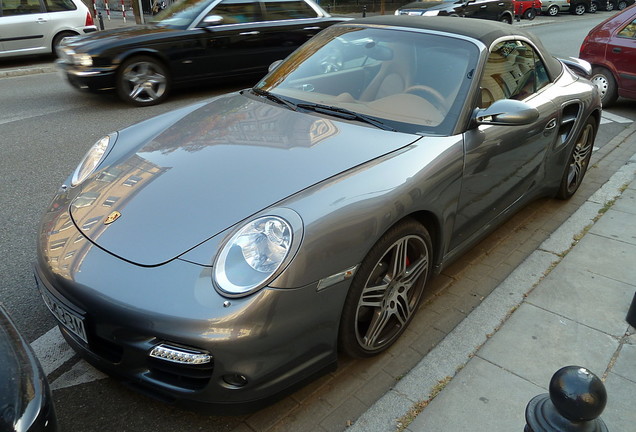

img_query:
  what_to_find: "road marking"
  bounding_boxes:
[601,111,633,124]
[31,326,107,389]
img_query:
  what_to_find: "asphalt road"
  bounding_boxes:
[0,10,634,432]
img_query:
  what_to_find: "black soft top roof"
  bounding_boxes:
[346,15,563,79]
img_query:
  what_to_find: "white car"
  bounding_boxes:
[0,0,97,58]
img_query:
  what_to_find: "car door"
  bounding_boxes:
[0,0,51,56]
[451,40,559,248]
[609,16,636,98]
[464,0,499,19]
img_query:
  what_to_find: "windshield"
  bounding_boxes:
[255,25,479,135]
[149,0,213,28]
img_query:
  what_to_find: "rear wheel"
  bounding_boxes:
[591,66,618,107]
[556,118,595,200]
[523,8,536,19]
[339,219,432,358]
[499,13,513,24]
[547,5,559,15]
[589,1,598,12]
[618,0,628,9]
[52,31,77,57]
[606,0,615,10]
[116,56,170,106]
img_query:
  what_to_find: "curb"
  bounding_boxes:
[349,122,636,432]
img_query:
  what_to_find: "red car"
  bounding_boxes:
[513,0,542,19]
[579,4,636,106]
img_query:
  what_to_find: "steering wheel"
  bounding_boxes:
[404,85,448,112]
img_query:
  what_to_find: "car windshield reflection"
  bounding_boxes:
[149,0,212,28]
[255,25,479,135]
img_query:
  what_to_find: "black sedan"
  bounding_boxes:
[395,0,515,23]
[0,304,57,431]
[56,0,347,106]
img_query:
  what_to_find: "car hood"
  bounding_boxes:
[64,25,177,52]
[69,93,419,266]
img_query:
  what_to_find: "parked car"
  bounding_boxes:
[394,0,515,23]
[580,4,636,105]
[593,0,634,11]
[0,304,57,431]
[0,0,96,59]
[513,0,542,19]
[56,0,347,106]
[36,15,601,411]
[541,0,594,15]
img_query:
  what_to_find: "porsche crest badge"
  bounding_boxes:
[104,211,121,225]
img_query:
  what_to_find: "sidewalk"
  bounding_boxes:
[351,138,636,431]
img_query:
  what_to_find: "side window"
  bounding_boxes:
[43,0,77,12]
[263,0,317,20]
[209,0,260,24]
[2,0,43,15]
[479,40,550,108]
[618,19,636,39]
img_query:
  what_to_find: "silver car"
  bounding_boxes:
[35,16,601,411]
[0,0,96,58]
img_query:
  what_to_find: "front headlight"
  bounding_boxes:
[214,216,294,297]
[422,10,440,16]
[71,134,115,187]
[72,53,93,67]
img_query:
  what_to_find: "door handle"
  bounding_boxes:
[239,31,259,35]
[612,47,622,53]
[37,18,48,23]
[481,4,488,8]
[303,26,321,30]
[545,118,557,130]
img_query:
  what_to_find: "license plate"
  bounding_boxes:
[38,285,88,344]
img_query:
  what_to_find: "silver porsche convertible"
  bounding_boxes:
[35,16,601,410]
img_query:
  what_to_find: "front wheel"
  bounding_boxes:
[499,13,513,24]
[523,8,536,19]
[547,5,559,15]
[116,56,170,107]
[52,31,77,57]
[556,118,595,200]
[618,0,628,9]
[589,1,598,12]
[606,0,615,10]
[591,66,618,107]
[571,3,586,14]
[339,219,432,358]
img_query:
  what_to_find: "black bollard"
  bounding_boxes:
[98,11,105,31]
[363,5,367,17]
[626,291,636,327]
[525,366,608,432]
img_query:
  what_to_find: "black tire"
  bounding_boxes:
[523,8,536,19]
[606,0,615,10]
[589,1,598,12]
[591,66,618,107]
[547,5,559,15]
[571,3,586,14]
[556,118,596,200]
[339,219,432,358]
[52,31,77,57]
[116,55,170,107]
[500,13,513,24]
[618,0,628,9]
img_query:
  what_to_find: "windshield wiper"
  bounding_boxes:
[296,103,396,132]
[251,88,297,111]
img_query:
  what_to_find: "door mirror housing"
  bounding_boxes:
[474,99,539,126]
[202,15,224,27]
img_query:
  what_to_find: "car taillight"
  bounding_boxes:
[85,12,94,26]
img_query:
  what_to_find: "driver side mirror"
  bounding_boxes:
[202,15,224,26]
[473,99,539,126]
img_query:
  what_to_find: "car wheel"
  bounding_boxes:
[618,0,628,8]
[117,56,170,107]
[339,219,432,358]
[591,67,618,107]
[547,5,559,15]
[589,1,598,12]
[499,13,513,24]
[606,0,615,10]
[523,8,536,19]
[572,3,586,14]
[52,31,77,57]
[556,118,595,200]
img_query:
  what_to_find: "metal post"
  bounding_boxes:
[98,11,104,30]
[362,4,366,17]
[525,366,608,432]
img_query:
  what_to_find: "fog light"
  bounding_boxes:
[223,373,248,387]
[149,344,211,365]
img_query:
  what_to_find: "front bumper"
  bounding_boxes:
[56,60,117,92]
[35,203,345,410]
